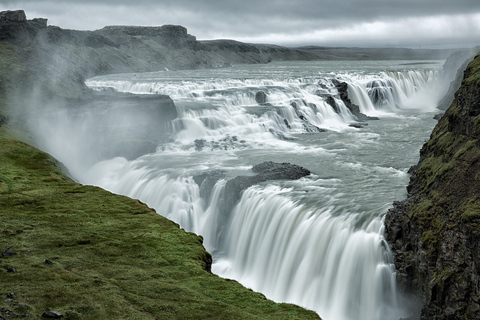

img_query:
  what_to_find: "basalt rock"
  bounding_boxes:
[0,10,46,46]
[255,91,268,105]
[332,79,379,121]
[193,170,226,205]
[385,53,480,319]
[222,161,311,217]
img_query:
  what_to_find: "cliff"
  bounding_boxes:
[385,53,480,319]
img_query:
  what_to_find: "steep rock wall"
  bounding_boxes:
[385,53,480,319]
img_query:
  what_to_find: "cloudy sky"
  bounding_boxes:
[2,0,480,48]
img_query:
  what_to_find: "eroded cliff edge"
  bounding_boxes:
[385,53,480,319]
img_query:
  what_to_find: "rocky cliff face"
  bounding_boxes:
[385,53,480,319]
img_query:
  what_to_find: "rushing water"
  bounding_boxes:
[43,61,445,319]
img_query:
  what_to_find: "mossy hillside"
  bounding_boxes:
[0,44,320,319]
[410,55,480,245]
[0,125,320,320]
[396,54,480,317]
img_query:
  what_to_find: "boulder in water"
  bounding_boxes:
[332,80,379,121]
[193,170,226,205]
[222,161,311,217]
[255,91,268,105]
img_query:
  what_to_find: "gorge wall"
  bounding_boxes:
[385,54,480,319]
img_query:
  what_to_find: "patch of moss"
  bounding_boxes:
[432,267,455,287]
[462,53,480,86]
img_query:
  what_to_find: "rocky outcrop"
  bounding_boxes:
[0,10,47,46]
[222,161,311,215]
[194,161,310,220]
[385,53,480,319]
[331,79,379,121]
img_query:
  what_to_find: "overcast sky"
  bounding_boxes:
[2,0,480,48]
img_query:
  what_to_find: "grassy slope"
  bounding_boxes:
[0,42,320,319]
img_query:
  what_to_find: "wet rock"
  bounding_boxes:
[255,91,267,105]
[194,139,206,151]
[42,310,63,318]
[290,102,326,133]
[252,161,311,180]
[193,170,226,204]
[325,95,340,113]
[332,79,379,121]
[349,123,367,128]
[222,161,311,217]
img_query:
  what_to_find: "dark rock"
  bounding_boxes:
[222,161,311,217]
[255,91,267,105]
[42,310,63,318]
[325,95,340,113]
[6,266,16,272]
[193,170,226,204]
[2,248,16,257]
[0,114,7,127]
[44,259,53,265]
[98,25,198,49]
[290,102,326,133]
[6,293,19,299]
[0,10,44,46]
[433,113,444,120]
[332,80,379,121]
[366,79,394,108]
[194,139,206,151]
[252,161,311,179]
[349,123,367,128]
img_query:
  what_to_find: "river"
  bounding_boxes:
[41,60,446,320]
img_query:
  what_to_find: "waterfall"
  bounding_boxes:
[32,61,444,320]
[86,67,441,144]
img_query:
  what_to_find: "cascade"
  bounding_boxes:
[34,61,445,320]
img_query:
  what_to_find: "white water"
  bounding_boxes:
[38,61,445,320]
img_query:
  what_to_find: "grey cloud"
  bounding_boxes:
[1,0,480,48]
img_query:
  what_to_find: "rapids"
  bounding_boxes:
[40,60,447,319]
